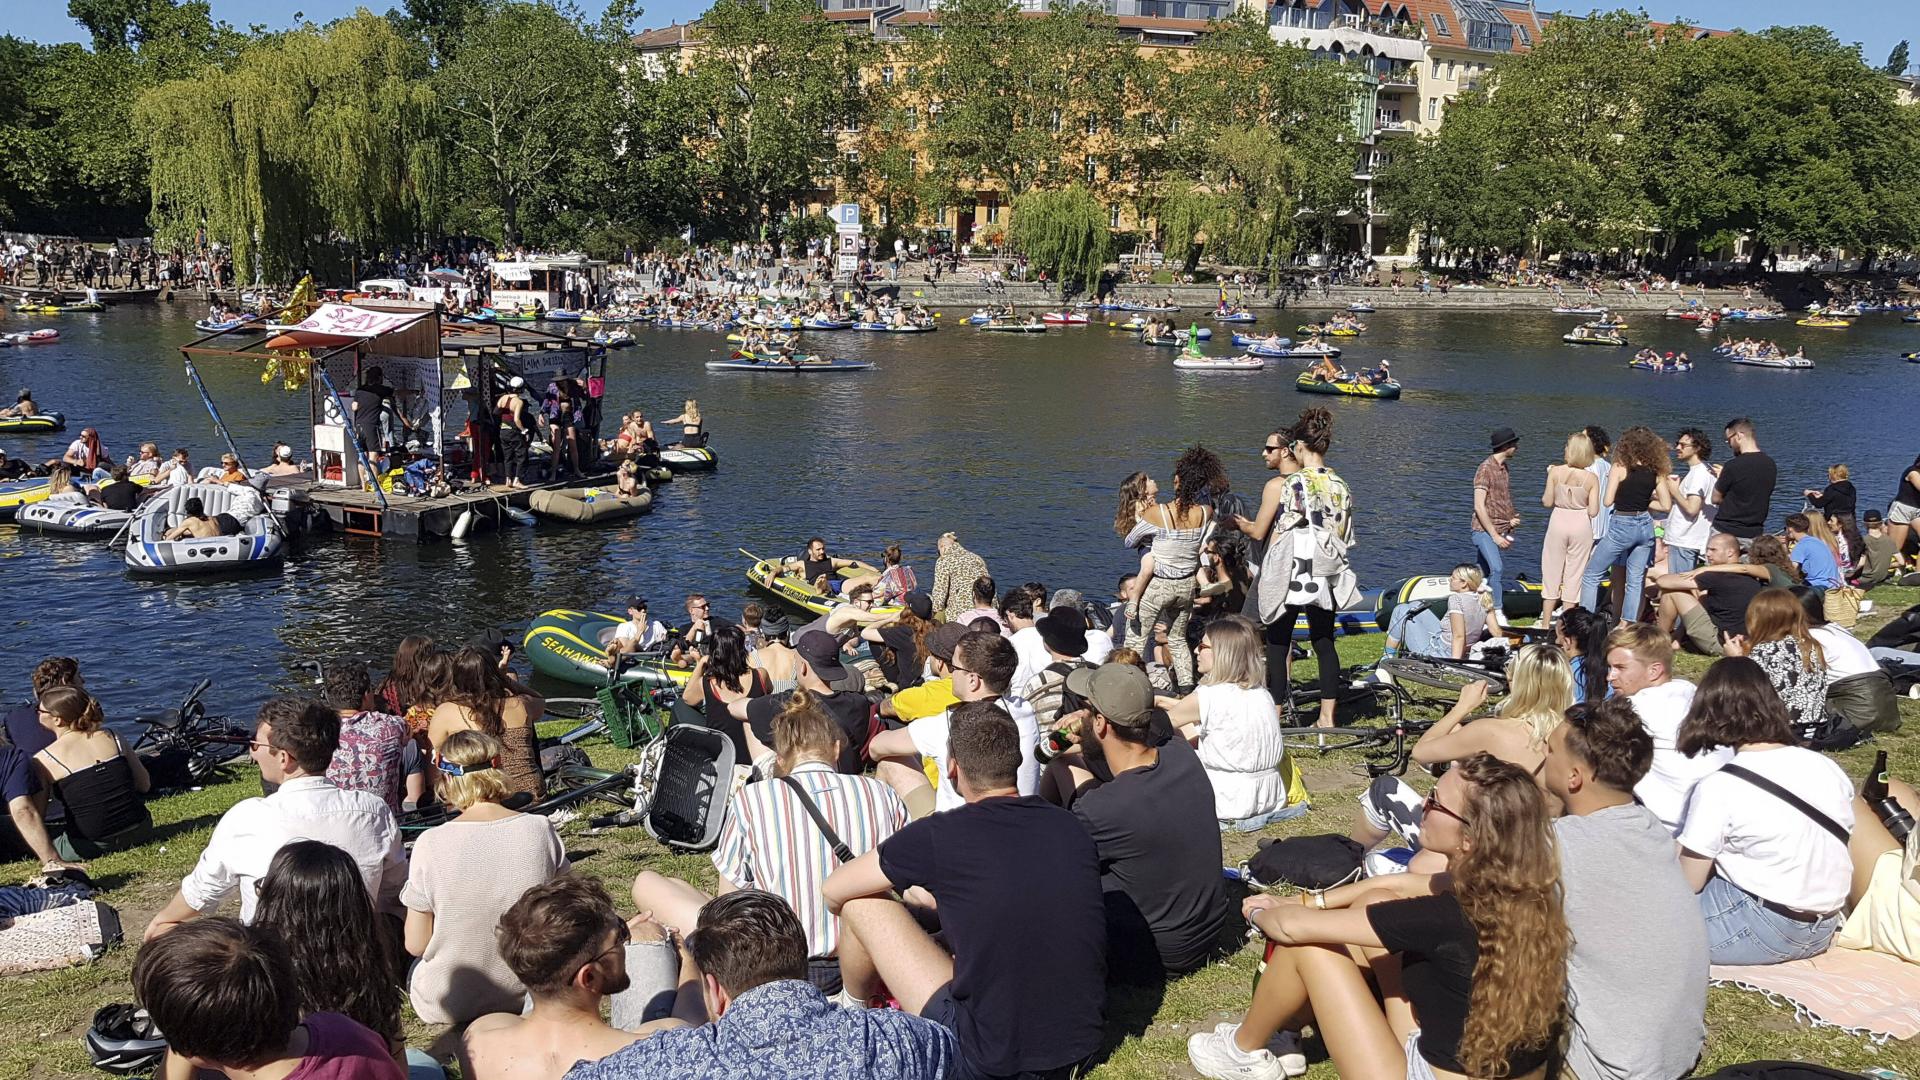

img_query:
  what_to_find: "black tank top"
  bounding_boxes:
[46,754,150,841]
[803,555,834,584]
[1615,467,1656,513]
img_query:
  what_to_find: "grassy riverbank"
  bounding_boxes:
[7,596,1920,1079]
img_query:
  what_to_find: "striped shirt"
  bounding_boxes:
[709,763,908,956]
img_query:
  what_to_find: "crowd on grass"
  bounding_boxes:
[8,406,1920,1080]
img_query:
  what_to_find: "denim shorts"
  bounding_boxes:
[1699,874,1840,965]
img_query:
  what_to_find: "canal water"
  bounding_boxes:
[1,301,1913,721]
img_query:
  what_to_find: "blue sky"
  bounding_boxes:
[0,0,1911,66]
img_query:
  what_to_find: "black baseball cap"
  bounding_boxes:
[625,596,649,612]
[795,630,849,684]
[467,629,514,655]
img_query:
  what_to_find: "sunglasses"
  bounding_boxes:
[248,739,282,754]
[586,921,632,969]
[1262,444,1284,453]
[1423,794,1471,828]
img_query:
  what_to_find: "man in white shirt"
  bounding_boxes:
[1004,587,1049,690]
[867,631,1038,813]
[144,698,405,940]
[1049,589,1114,665]
[1661,428,1718,573]
[1606,622,1728,832]
[604,596,668,670]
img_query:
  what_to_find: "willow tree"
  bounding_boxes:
[137,12,441,283]
[1008,185,1110,289]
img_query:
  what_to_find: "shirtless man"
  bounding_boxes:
[461,876,701,1080]
[1,389,40,418]
[161,496,220,540]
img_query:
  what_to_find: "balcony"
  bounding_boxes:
[1334,13,1424,39]
[1378,65,1417,90]
[1375,118,1415,135]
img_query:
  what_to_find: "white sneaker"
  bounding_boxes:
[1212,1023,1308,1077]
[1188,1023,1284,1080]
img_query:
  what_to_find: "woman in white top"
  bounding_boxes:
[1157,616,1294,830]
[1674,657,1854,965]
[402,730,570,1024]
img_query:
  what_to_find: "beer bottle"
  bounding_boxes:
[1864,750,1916,845]
[1034,716,1080,765]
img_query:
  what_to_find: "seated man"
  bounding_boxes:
[784,536,877,597]
[1047,663,1231,979]
[320,660,410,815]
[1784,513,1843,591]
[1857,511,1897,588]
[726,631,876,775]
[564,891,953,1080]
[825,702,1106,1080]
[96,465,142,512]
[1652,532,1767,656]
[463,876,704,1080]
[134,918,403,1080]
[0,742,85,872]
[1542,700,1707,1080]
[602,597,668,670]
[669,594,715,668]
[867,630,1038,818]
[161,496,221,541]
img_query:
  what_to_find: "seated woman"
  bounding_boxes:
[1728,586,1829,733]
[403,731,570,1025]
[1675,657,1854,965]
[1154,615,1293,831]
[1352,646,1571,876]
[1554,607,1612,705]
[30,686,151,858]
[679,625,771,762]
[612,458,646,498]
[631,693,906,995]
[843,543,915,604]
[429,646,542,798]
[663,398,706,449]
[211,453,247,485]
[41,465,87,506]
[1188,754,1565,1080]
[1381,564,1492,660]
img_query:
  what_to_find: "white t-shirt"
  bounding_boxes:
[1007,625,1050,694]
[909,694,1039,813]
[64,438,88,461]
[1811,623,1878,682]
[1626,679,1730,833]
[1587,458,1613,541]
[1664,462,1718,552]
[1676,747,1855,912]
[612,618,668,650]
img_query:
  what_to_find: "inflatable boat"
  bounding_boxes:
[1728,354,1814,369]
[0,411,66,434]
[1173,327,1213,341]
[1,329,60,346]
[528,486,654,525]
[1295,373,1401,399]
[522,608,693,689]
[0,477,57,522]
[17,502,132,538]
[979,322,1047,333]
[1041,312,1090,325]
[16,302,104,314]
[745,555,902,619]
[706,357,873,373]
[1213,311,1258,323]
[1174,355,1265,371]
[803,317,852,330]
[659,445,718,472]
[124,483,285,576]
[1270,343,1342,359]
[1374,573,1565,624]
[1232,333,1289,348]
[1628,358,1691,373]
[851,322,934,333]
[1563,331,1628,346]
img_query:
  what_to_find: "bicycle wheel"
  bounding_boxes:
[1276,726,1395,754]
[542,697,602,722]
[536,763,636,814]
[1378,655,1508,695]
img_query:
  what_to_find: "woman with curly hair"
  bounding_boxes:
[1727,586,1829,732]
[1190,753,1567,1080]
[1580,425,1672,621]
[1114,470,1161,609]
[1748,533,1802,587]
[1126,445,1230,690]
[1235,410,1354,727]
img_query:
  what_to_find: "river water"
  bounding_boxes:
[1,302,1913,721]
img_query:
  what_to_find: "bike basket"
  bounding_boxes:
[596,682,664,749]
[645,723,734,851]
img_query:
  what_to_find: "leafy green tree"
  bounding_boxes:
[1887,40,1909,76]
[677,0,870,240]
[434,1,620,248]
[1008,185,1110,288]
[137,12,442,280]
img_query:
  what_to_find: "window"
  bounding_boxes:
[1445,60,1455,79]
[905,108,918,131]
[907,150,919,171]
[845,149,861,164]
[1051,108,1062,133]
[1085,156,1098,182]
[935,206,947,224]
[1427,97,1438,119]
[986,202,1000,223]
[1086,115,1099,135]
[881,66,894,85]
[1110,204,1122,228]
[1170,115,1183,133]
[1514,24,1529,46]
[1430,11,1450,35]
[1430,57,1440,77]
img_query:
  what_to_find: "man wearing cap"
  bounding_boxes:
[868,631,1036,819]
[494,374,533,488]
[1051,589,1115,665]
[1053,663,1230,977]
[604,597,669,670]
[726,630,876,774]
[1472,426,1522,618]
[1022,607,1096,721]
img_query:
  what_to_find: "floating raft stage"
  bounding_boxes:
[286,473,617,541]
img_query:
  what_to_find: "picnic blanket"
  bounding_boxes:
[1711,946,1920,1041]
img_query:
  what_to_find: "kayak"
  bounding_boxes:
[17,502,132,538]
[1174,356,1265,371]
[528,486,654,524]
[1628,359,1692,372]
[522,608,692,689]
[1563,333,1627,346]
[707,357,873,372]
[0,411,66,434]
[1728,355,1814,369]
[659,445,718,472]
[745,555,902,619]
[1295,373,1401,399]
[1041,312,1089,325]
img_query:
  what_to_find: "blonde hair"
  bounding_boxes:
[1606,621,1673,675]
[1499,644,1572,748]
[47,465,75,497]
[1562,432,1595,469]
[1804,512,1843,564]
[1197,615,1265,689]
[1829,463,1850,481]
[770,687,846,774]
[433,730,511,810]
[682,399,700,422]
[1452,564,1494,612]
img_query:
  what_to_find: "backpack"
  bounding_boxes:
[1026,659,1091,722]
[1244,834,1364,890]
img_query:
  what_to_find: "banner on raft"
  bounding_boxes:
[269,304,427,339]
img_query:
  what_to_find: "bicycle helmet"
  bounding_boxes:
[85,1003,167,1075]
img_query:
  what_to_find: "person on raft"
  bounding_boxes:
[1,389,40,418]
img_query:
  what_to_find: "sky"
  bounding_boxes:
[0,0,1911,66]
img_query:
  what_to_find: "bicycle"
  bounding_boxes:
[1277,667,1431,778]
[1376,651,1511,697]
[129,679,253,791]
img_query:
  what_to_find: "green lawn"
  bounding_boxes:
[7,596,1920,1078]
